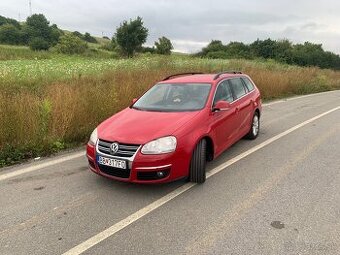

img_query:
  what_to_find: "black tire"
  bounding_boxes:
[245,111,260,140]
[189,139,207,183]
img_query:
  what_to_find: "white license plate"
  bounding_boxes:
[97,156,126,169]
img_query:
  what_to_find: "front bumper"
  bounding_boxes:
[86,143,190,184]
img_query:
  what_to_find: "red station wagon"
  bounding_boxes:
[87,71,262,184]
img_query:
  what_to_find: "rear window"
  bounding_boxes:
[229,78,247,99]
[242,77,255,92]
[214,80,234,104]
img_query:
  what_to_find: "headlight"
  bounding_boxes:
[88,128,98,146]
[141,136,177,154]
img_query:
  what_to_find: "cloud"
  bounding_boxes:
[0,0,339,53]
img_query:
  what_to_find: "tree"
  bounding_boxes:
[24,14,57,50]
[115,17,148,57]
[0,24,21,45]
[26,14,52,42]
[155,36,173,55]
[56,34,88,54]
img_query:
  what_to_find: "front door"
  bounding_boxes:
[210,80,238,155]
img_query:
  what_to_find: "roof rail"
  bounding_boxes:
[162,72,204,81]
[213,71,242,80]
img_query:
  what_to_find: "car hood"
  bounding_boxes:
[98,108,200,144]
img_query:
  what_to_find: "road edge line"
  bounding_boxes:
[0,152,85,182]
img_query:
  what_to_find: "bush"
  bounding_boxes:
[84,32,97,43]
[29,37,50,51]
[206,50,229,59]
[0,15,21,28]
[99,41,116,51]
[0,24,21,45]
[72,31,83,39]
[56,34,88,54]
[198,39,340,70]
[141,46,156,54]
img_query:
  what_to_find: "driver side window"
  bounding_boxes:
[213,80,233,105]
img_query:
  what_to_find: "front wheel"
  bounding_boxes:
[245,112,260,140]
[189,139,207,183]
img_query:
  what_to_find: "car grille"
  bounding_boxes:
[97,139,140,158]
[98,164,131,179]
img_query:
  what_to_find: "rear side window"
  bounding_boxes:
[242,77,255,92]
[213,80,234,104]
[229,78,247,99]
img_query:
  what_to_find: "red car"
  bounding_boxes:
[87,71,261,184]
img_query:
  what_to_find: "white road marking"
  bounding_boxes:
[262,89,339,106]
[0,152,85,182]
[62,105,340,255]
[0,90,338,182]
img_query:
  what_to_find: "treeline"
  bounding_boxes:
[0,14,62,50]
[0,14,174,57]
[0,14,98,51]
[197,39,340,70]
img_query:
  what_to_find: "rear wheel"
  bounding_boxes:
[189,139,207,183]
[245,112,260,140]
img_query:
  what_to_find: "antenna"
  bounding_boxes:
[29,0,32,16]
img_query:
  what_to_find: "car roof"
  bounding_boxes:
[158,73,244,84]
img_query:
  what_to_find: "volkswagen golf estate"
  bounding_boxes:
[87,71,262,183]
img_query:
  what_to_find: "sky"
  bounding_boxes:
[1,0,340,54]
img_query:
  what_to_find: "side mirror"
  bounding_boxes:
[132,98,138,104]
[213,100,231,112]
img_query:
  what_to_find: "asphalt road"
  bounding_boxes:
[1,90,340,255]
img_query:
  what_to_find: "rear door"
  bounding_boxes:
[228,78,252,136]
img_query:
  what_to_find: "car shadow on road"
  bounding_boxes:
[93,174,187,197]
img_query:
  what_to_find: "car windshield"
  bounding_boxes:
[132,83,211,112]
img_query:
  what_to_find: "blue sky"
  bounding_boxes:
[1,0,340,53]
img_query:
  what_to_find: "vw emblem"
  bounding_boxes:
[110,142,119,154]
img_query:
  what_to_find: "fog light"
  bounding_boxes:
[157,171,165,178]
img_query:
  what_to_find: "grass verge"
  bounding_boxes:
[0,55,340,167]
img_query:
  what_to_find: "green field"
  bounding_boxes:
[1,45,340,166]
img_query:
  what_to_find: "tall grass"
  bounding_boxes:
[0,56,340,166]
[0,44,117,62]
[0,45,54,60]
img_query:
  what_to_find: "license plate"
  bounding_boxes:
[97,156,127,169]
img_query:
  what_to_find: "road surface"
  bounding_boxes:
[1,90,340,255]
